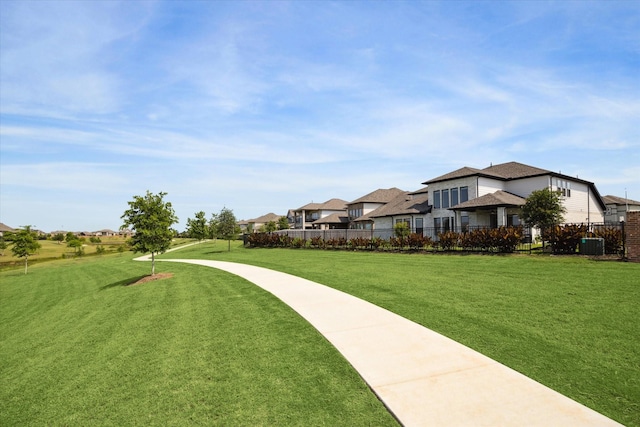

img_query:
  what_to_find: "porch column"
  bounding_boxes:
[454,211,461,231]
[497,207,507,226]
[302,210,306,229]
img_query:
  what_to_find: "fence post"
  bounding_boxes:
[621,220,626,259]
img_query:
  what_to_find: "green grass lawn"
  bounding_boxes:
[163,241,640,427]
[0,253,398,426]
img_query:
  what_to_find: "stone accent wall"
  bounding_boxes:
[626,211,640,263]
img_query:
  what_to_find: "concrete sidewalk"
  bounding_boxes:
[152,257,622,426]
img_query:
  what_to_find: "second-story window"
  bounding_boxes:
[460,186,469,203]
[433,190,441,209]
[451,187,459,206]
[442,189,450,208]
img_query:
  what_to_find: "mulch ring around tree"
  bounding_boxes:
[128,272,174,286]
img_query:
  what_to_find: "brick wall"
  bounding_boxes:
[627,211,640,263]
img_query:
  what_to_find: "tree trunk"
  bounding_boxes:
[151,252,156,276]
[228,239,231,252]
[24,256,28,275]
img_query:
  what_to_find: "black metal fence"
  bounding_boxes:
[246,222,626,257]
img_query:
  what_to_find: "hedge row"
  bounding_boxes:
[246,226,527,253]
[541,224,624,255]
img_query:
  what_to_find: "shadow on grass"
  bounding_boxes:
[100,275,147,290]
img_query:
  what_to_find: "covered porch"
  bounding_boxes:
[450,190,526,229]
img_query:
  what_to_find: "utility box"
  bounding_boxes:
[580,238,605,255]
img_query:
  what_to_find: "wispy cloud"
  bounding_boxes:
[1,0,638,230]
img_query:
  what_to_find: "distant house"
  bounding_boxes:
[368,188,431,237]
[347,187,406,229]
[292,198,349,229]
[603,195,640,223]
[243,212,284,231]
[421,161,606,233]
[95,229,117,237]
[0,223,16,238]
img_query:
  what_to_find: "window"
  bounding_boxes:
[434,217,441,233]
[461,214,469,232]
[556,179,571,197]
[451,188,459,206]
[460,186,469,203]
[433,190,441,209]
[443,217,451,232]
[507,214,520,226]
[416,218,424,234]
[442,189,450,208]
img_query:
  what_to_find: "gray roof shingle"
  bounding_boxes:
[450,190,526,211]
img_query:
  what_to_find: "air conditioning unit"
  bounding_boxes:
[579,238,604,256]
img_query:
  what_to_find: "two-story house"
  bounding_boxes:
[292,198,349,230]
[367,188,431,238]
[347,188,406,229]
[421,161,606,233]
[603,195,640,224]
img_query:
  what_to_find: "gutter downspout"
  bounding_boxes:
[588,187,591,226]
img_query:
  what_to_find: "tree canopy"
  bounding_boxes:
[10,225,41,274]
[216,207,240,251]
[277,216,290,230]
[521,188,566,229]
[121,191,178,275]
[186,211,208,241]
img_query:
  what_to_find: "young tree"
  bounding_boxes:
[121,191,178,276]
[277,216,290,230]
[521,188,566,229]
[262,221,277,233]
[67,238,84,257]
[216,207,240,252]
[208,213,219,239]
[10,225,41,274]
[186,211,208,241]
[52,233,65,244]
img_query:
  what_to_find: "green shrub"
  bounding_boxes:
[542,224,588,254]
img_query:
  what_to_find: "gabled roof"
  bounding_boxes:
[423,162,557,184]
[483,162,551,179]
[296,198,348,211]
[0,223,16,233]
[312,212,350,225]
[422,166,488,184]
[364,191,431,219]
[248,212,282,223]
[603,195,640,206]
[449,190,526,211]
[409,186,429,195]
[348,187,406,205]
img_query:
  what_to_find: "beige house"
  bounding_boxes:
[421,161,606,232]
[367,188,431,238]
[292,198,349,230]
[0,223,16,237]
[242,212,285,232]
[603,195,640,223]
[347,188,406,229]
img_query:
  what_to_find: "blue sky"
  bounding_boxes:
[1,0,638,232]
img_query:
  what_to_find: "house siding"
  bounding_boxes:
[375,217,393,230]
[428,177,478,228]
[477,177,505,196]
[558,181,604,223]
[506,176,549,197]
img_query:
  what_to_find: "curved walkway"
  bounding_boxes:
[137,253,622,426]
